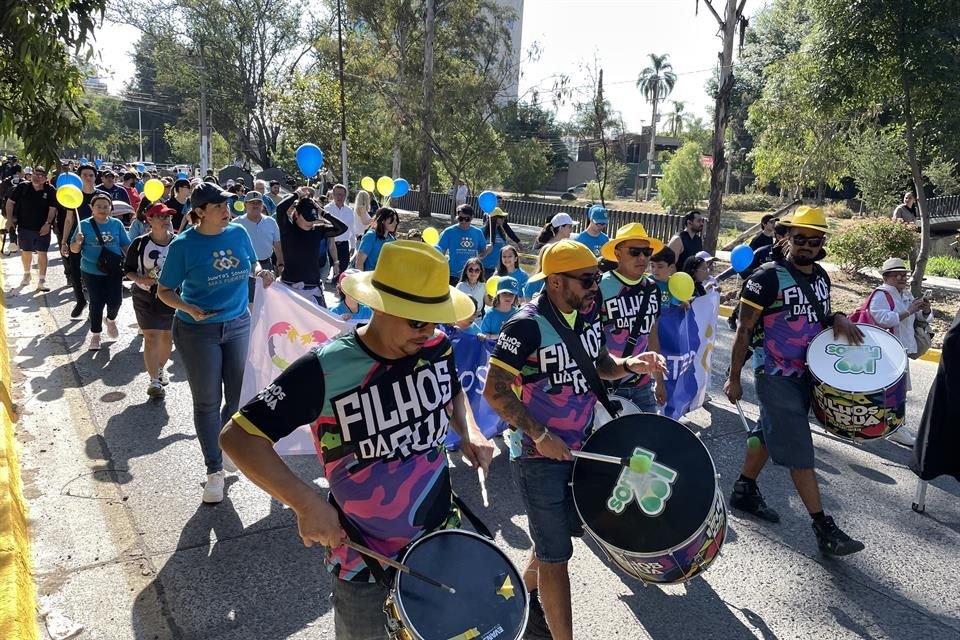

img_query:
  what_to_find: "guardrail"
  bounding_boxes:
[390,190,686,243]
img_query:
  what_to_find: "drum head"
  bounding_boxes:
[808,324,907,393]
[573,414,716,555]
[397,530,527,640]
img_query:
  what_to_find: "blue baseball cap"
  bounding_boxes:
[496,276,519,296]
[589,205,608,224]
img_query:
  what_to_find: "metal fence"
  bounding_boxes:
[390,190,686,243]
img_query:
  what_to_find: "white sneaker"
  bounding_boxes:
[157,368,169,386]
[105,318,119,340]
[887,429,916,447]
[222,451,238,473]
[146,379,165,398]
[88,333,102,351]
[202,471,225,504]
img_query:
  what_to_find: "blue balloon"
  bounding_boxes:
[56,172,82,189]
[296,143,324,177]
[731,245,754,273]
[477,190,497,214]
[178,171,188,179]
[391,178,410,198]
[94,158,103,168]
[79,157,88,164]
[137,164,145,172]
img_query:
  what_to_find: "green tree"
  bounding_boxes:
[165,125,232,166]
[0,0,106,164]
[665,101,686,136]
[498,96,569,171]
[658,141,707,210]
[636,53,676,200]
[503,138,553,197]
[844,126,908,216]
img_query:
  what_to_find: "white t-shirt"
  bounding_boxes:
[868,284,932,355]
[132,236,173,292]
[324,202,358,247]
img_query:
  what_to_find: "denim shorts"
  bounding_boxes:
[17,228,51,252]
[756,372,815,470]
[614,380,658,414]
[511,458,582,563]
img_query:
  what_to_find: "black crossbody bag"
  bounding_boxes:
[89,219,125,277]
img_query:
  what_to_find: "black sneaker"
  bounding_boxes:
[812,516,865,556]
[525,590,553,639]
[70,301,87,319]
[730,480,780,523]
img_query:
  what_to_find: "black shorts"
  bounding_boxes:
[17,229,51,252]
[132,287,175,331]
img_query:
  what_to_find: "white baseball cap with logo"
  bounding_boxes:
[550,212,579,228]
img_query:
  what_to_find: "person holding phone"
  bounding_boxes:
[157,183,275,504]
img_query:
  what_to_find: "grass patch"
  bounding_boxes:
[927,255,960,279]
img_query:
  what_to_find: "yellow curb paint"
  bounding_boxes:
[717,305,942,364]
[0,260,39,640]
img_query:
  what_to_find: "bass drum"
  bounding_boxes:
[592,393,643,429]
[807,323,908,441]
[572,413,726,585]
[384,529,528,640]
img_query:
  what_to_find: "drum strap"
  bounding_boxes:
[781,261,829,329]
[451,492,494,540]
[329,495,393,587]
[621,282,654,360]
[539,295,621,418]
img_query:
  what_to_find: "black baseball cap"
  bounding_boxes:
[173,178,191,190]
[761,214,778,226]
[191,182,233,208]
[295,197,321,221]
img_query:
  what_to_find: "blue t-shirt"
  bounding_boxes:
[357,231,396,271]
[437,224,487,277]
[78,217,131,275]
[329,301,374,322]
[481,229,510,270]
[574,230,609,257]
[523,278,545,299]
[128,218,148,241]
[655,279,683,307]
[479,306,517,335]
[158,224,257,324]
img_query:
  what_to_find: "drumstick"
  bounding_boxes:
[343,540,457,594]
[478,468,489,507]
[735,400,762,449]
[571,450,653,474]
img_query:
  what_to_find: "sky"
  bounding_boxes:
[93,0,764,133]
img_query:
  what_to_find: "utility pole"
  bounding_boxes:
[698,0,748,252]
[138,107,143,162]
[199,45,209,175]
[418,0,436,218]
[337,0,349,187]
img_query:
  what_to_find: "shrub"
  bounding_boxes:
[926,255,960,279]
[828,219,917,274]
[823,202,854,219]
[722,194,777,211]
[658,141,707,210]
[503,138,553,197]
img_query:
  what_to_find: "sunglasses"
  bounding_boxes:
[559,271,601,289]
[457,216,472,222]
[625,247,653,258]
[407,319,435,330]
[467,267,481,273]
[792,235,825,248]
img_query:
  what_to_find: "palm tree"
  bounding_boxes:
[666,101,686,136]
[636,54,677,199]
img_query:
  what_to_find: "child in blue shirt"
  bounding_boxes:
[330,269,373,324]
[479,276,519,336]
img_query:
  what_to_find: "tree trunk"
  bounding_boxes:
[418,0,436,218]
[643,85,659,201]
[902,77,929,298]
[703,0,739,254]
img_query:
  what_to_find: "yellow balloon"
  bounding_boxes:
[422,227,440,246]
[668,272,695,301]
[143,178,164,202]
[361,176,375,192]
[233,200,245,212]
[376,176,395,197]
[486,276,500,298]
[56,185,83,209]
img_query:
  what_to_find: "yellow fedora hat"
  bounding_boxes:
[600,222,665,262]
[340,240,476,323]
[782,206,829,233]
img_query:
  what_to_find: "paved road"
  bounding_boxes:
[5,250,960,640]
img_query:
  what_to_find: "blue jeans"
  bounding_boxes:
[511,458,582,563]
[614,380,658,414]
[81,271,122,334]
[756,372,815,470]
[172,313,251,474]
[331,578,390,639]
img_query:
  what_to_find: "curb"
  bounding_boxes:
[0,259,39,640]
[718,304,942,364]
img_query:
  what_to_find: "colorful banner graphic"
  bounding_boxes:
[656,291,720,420]
[445,332,504,449]
[240,282,347,455]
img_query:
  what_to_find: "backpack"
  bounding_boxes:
[848,288,896,332]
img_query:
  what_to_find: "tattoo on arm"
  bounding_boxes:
[730,304,761,378]
[483,366,544,436]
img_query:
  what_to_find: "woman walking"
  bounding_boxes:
[355,207,399,271]
[157,183,276,504]
[70,193,131,351]
[124,203,176,397]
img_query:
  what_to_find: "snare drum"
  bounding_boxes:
[572,414,726,585]
[384,529,528,640]
[807,324,907,441]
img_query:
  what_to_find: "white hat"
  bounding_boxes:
[881,257,909,274]
[695,250,716,262]
[550,212,578,228]
[23,166,32,175]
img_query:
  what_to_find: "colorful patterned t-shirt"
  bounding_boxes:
[233,330,462,582]
[490,295,606,459]
[600,271,661,387]
[740,262,831,376]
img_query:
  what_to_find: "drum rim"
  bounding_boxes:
[592,393,642,425]
[393,528,530,640]
[573,416,724,555]
[807,324,908,391]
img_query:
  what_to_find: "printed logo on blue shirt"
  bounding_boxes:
[212,249,242,271]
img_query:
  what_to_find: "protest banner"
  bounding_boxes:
[445,332,504,449]
[657,291,721,420]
